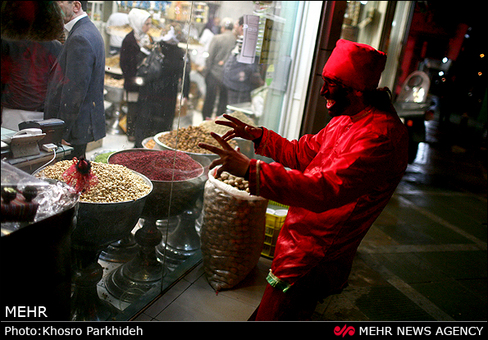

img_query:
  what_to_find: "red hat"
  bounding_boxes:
[322,39,387,91]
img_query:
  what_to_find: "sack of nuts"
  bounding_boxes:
[201,169,268,292]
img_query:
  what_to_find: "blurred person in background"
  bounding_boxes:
[133,27,190,148]
[202,17,221,36]
[211,17,222,35]
[200,18,236,120]
[120,8,153,143]
[44,1,105,159]
[223,17,264,105]
[105,11,129,55]
[1,39,62,130]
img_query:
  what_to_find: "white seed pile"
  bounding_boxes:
[36,160,151,203]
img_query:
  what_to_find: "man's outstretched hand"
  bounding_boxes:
[215,114,263,142]
[198,114,262,178]
[198,132,251,179]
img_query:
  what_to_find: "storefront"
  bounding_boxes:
[2,1,416,321]
[89,0,324,321]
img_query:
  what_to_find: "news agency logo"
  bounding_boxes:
[332,324,485,337]
[334,324,356,337]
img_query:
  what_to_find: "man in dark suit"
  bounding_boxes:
[44,1,106,159]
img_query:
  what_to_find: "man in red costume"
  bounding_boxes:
[199,39,409,320]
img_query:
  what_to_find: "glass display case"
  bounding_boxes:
[93,1,309,320]
[1,0,314,321]
[2,0,414,322]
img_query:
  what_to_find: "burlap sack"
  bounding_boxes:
[200,169,267,292]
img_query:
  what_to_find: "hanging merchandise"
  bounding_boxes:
[201,169,268,292]
[238,15,260,64]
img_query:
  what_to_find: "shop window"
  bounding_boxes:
[0,0,306,321]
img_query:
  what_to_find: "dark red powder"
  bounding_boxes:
[109,150,203,181]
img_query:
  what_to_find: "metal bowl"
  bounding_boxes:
[34,166,153,251]
[104,85,124,104]
[154,131,219,161]
[142,137,163,150]
[71,170,153,251]
[108,149,210,220]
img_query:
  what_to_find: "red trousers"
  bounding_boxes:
[249,265,335,321]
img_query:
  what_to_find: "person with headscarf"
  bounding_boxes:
[199,39,409,320]
[133,26,191,148]
[119,8,153,142]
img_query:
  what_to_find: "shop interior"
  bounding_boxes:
[1,0,299,321]
[4,0,484,322]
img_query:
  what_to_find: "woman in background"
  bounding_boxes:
[133,27,190,147]
[119,8,153,143]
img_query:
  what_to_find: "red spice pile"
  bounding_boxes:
[109,150,203,181]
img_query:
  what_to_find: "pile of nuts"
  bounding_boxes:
[105,55,120,68]
[216,172,249,193]
[104,75,124,88]
[144,138,156,149]
[200,175,267,291]
[158,125,237,154]
[199,111,256,136]
[36,160,151,203]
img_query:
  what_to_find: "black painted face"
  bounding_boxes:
[320,78,353,117]
[320,77,367,117]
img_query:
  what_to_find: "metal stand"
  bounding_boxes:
[70,250,119,321]
[104,218,164,303]
[105,86,126,135]
[68,176,152,320]
[103,152,209,303]
[99,233,139,263]
[157,209,200,272]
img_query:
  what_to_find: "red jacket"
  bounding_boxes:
[248,106,408,292]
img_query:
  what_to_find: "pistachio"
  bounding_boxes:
[36,160,151,203]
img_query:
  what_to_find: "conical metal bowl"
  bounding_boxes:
[72,171,152,251]
[154,131,219,161]
[108,149,210,221]
[34,165,153,320]
[34,166,153,251]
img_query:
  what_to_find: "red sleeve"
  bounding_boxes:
[255,127,323,172]
[249,130,404,213]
